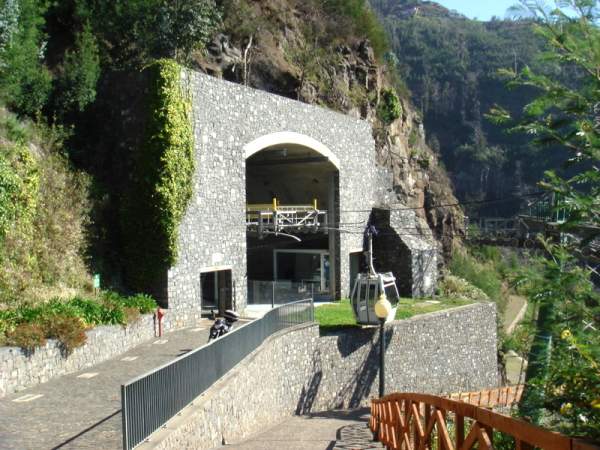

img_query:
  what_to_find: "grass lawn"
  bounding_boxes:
[314,299,359,331]
[394,298,474,319]
[315,297,475,331]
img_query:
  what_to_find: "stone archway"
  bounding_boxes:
[243,131,341,170]
[244,136,341,301]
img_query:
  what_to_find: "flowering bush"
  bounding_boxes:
[540,328,600,439]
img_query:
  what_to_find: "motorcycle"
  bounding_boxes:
[208,309,240,342]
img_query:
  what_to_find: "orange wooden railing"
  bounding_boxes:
[446,385,524,409]
[370,392,599,450]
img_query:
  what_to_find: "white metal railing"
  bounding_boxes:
[246,200,328,235]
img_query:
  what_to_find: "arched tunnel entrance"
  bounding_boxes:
[245,142,340,303]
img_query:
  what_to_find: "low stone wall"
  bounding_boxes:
[142,302,498,450]
[305,302,498,412]
[0,314,156,397]
[0,304,214,397]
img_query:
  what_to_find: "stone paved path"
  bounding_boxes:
[0,322,215,450]
[219,409,384,450]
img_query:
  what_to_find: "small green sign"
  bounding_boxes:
[93,274,101,289]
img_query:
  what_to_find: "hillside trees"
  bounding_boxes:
[0,0,223,299]
[74,0,220,66]
[0,0,51,116]
[0,0,221,121]
[490,0,600,437]
[54,23,100,117]
[372,1,556,216]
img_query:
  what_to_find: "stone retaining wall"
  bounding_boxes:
[0,314,156,397]
[142,302,498,450]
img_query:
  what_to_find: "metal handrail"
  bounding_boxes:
[121,298,314,449]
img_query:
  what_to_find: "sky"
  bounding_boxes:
[433,0,520,21]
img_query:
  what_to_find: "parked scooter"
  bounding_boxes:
[208,309,240,342]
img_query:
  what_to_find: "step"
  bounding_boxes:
[332,423,385,449]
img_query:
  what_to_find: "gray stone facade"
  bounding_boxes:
[372,208,437,297]
[168,70,438,315]
[0,315,155,397]
[141,303,498,450]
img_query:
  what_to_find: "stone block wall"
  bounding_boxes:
[0,315,156,397]
[306,302,498,411]
[170,70,375,315]
[142,302,498,450]
[372,208,438,298]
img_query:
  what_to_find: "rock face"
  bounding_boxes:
[194,8,464,261]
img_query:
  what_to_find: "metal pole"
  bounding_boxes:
[379,318,385,398]
[272,281,275,309]
[368,232,376,276]
[121,384,128,450]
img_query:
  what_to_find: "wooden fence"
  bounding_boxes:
[447,385,524,409]
[370,392,599,450]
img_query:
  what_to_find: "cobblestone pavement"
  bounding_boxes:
[220,409,384,450]
[0,321,215,450]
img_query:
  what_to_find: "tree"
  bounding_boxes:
[491,0,599,229]
[56,23,100,116]
[490,0,600,437]
[0,0,52,116]
[0,0,20,53]
[75,0,221,68]
[153,0,221,62]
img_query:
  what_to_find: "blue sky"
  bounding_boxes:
[434,0,519,20]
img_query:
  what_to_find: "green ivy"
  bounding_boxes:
[0,143,39,242]
[123,59,194,294]
[377,88,402,124]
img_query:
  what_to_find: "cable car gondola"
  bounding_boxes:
[350,226,400,325]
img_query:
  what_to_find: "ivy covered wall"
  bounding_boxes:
[123,59,195,302]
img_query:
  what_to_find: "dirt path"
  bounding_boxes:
[503,294,528,334]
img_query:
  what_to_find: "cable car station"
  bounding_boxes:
[161,72,438,322]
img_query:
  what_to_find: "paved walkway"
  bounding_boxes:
[218,409,384,450]
[0,321,215,450]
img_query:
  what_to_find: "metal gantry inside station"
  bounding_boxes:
[245,144,338,301]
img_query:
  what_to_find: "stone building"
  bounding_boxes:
[166,70,438,320]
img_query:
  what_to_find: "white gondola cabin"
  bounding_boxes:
[349,229,400,325]
[350,272,399,325]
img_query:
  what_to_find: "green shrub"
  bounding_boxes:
[0,111,89,305]
[377,88,402,124]
[7,322,46,352]
[0,291,158,351]
[42,315,87,355]
[472,245,502,265]
[121,293,158,314]
[0,143,38,241]
[68,297,106,326]
[123,59,194,294]
[438,274,489,301]
[123,307,140,324]
[408,129,418,147]
[449,250,503,302]
[0,309,18,343]
[324,0,388,58]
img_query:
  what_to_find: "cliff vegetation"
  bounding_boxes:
[0,0,463,307]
